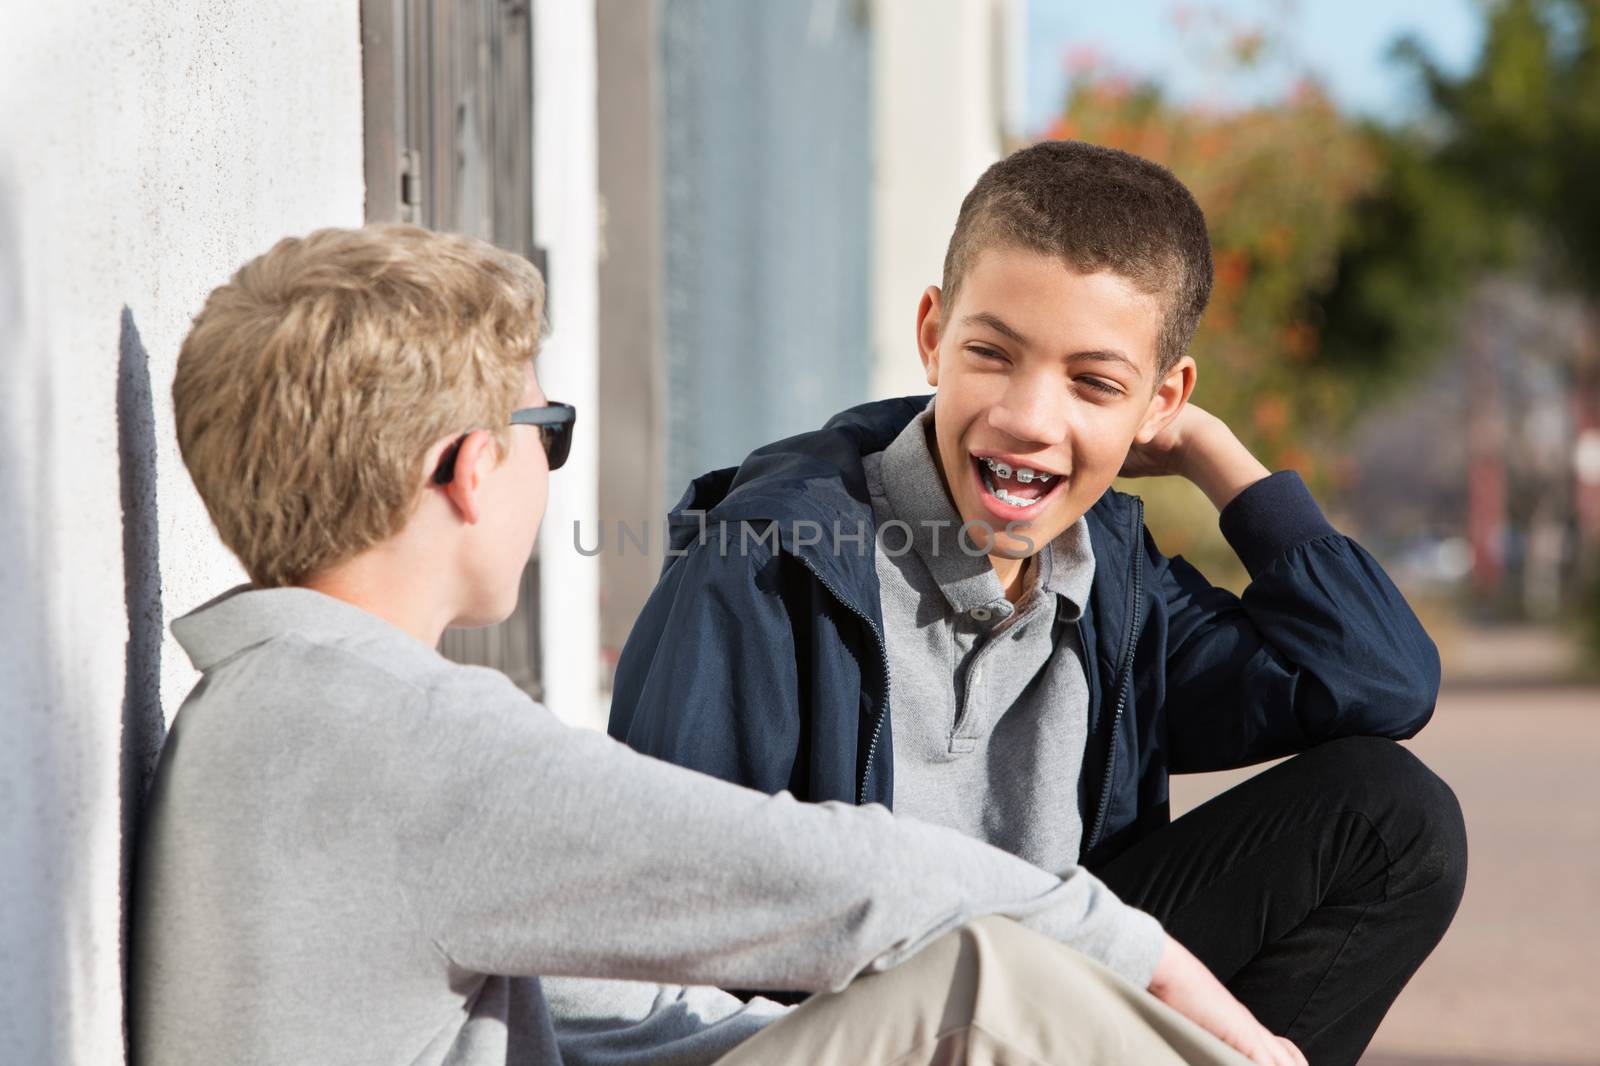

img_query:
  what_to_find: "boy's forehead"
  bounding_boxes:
[952,246,1164,374]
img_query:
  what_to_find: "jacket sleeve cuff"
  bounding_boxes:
[1217,470,1339,579]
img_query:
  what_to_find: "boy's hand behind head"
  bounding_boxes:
[1116,402,1221,480]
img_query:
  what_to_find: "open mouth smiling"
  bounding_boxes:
[969,453,1069,520]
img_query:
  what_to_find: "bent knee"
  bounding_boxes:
[1309,737,1468,906]
[1306,736,1458,820]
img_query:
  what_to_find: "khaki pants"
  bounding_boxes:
[713,917,1253,1066]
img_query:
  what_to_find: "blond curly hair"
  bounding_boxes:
[174,224,546,587]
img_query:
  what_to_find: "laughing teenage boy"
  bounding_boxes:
[609,142,1467,1066]
[132,224,1282,1066]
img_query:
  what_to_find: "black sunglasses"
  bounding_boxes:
[432,401,576,485]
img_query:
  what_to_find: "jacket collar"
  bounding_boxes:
[665,396,925,609]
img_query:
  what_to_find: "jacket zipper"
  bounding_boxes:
[792,556,893,806]
[1085,497,1144,853]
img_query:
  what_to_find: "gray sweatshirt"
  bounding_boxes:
[130,585,1163,1066]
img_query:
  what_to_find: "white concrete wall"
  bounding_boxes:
[870,0,1019,400]
[533,0,605,730]
[0,5,363,1061]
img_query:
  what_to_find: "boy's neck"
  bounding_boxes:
[297,552,457,650]
[993,553,1032,605]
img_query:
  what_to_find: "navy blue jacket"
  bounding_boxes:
[609,396,1440,866]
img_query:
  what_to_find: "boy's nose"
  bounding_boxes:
[987,382,1070,447]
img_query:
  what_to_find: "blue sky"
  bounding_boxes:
[1024,0,1485,135]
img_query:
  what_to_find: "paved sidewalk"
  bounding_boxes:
[1171,626,1599,1066]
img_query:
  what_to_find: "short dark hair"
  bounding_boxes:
[941,140,1213,379]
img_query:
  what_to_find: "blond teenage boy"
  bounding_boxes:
[129,225,1276,1066]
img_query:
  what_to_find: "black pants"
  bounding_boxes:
[1084,736,1468,1066]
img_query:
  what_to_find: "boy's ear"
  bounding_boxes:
[1135,355,1197,444]
[440,430,499,525]
[916,286,943,387]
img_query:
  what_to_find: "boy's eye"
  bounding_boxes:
[967,345,1008,363]
[1076,376,1123,397]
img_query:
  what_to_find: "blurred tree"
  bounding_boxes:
[1393,0,1600,291]
[1369,0,1600,648]
[1316,0,1600,378]
[1045,1,1600,640]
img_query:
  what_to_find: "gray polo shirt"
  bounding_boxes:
[861,400,1103,883]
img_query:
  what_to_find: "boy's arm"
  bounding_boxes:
[608,534,804,795]
[396,670,1168,993]
[1138,411,1440,772]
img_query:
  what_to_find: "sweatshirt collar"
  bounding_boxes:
[172,584,444,674]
